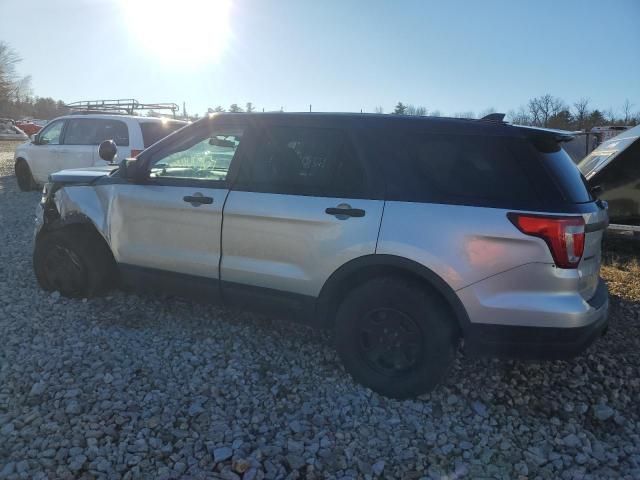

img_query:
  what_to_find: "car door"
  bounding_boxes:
[220,122,385,313]
[106,119,247,299]
[57,118,100,172]
[28,119,66,183]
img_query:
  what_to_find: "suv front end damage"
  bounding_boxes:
[35,165,118,240]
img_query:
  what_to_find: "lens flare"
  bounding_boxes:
[119,0,232,66]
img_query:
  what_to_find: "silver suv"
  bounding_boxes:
[33,113,609,398]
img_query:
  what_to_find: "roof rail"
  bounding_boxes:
[65,99,179,117]
[479,112,506,123]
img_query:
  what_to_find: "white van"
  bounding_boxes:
[14,113,186,190]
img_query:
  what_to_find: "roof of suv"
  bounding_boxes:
[209,112,570,140]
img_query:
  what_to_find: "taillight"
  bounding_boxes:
[130,149,143,157]
[508,213,585,269]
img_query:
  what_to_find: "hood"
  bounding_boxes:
[579,124,640,180]
[49,165,119,184]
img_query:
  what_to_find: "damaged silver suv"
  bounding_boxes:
[33,112,609,398]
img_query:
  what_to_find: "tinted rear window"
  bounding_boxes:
[140,121,185,147]
[376,130,538,208]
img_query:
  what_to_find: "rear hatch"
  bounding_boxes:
[579,124,640,180]
[514,127,608,301]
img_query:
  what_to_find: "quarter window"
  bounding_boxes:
[38,120,64,145]
[382,131,537,205]
[150,127,243,183]
[239,126,366,197]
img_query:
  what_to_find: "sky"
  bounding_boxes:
[1,0,639,116]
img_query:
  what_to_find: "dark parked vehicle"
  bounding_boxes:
[579,124,640,226]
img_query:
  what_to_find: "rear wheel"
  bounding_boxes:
[33,226,116,298]
[335,276,457,398]
[15,159,37,191]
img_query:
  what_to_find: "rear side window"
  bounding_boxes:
[237,126,367,198]
[380,131,537,207]
[96,119,129,146]
[140,121,185,147]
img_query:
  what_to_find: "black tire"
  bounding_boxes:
[15,159,37,192]
[33,226,116,298]
[335,276,457,398]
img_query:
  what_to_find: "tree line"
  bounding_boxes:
[387,96,638,131]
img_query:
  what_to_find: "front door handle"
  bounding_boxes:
[325,204,365,218]
[183,193,213,206]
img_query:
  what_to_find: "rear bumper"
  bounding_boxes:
[463,278,609,359]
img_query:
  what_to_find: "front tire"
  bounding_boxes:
[15,159,38,191]
[33,226,116,298]
[335,276,457,398]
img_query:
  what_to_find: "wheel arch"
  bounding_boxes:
[316,254,470,334]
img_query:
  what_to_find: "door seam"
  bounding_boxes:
[374,200,386,254]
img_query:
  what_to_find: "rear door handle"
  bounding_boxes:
[325,204,365,218]
[183,193,213,206]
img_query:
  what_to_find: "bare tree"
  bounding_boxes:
[602,107,616,124]
[0,41,24,101]
[622,99,634,124]
[13,75,32,102]
[506,106,531,125]
[374,106,384,114]
[572,97,590,130]
[528,94,565,127]
[406,104,427,116]
[245,102,255,113]
[453,111,475,119]
[429,109,442,117]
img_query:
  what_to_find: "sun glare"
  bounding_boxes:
[119,0,232,66]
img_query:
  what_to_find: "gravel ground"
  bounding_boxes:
[1,140,639,479]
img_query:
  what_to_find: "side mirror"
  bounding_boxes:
[30,134,37,144]
[118,157,141,181]
[98,139,118,162]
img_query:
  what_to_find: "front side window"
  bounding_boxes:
[38,120,65,145]
[238,126,366,197]
[149,127,243,183]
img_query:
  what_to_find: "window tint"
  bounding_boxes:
[149,127,243,183]
[63,119,129,146]
[382,131,537,206]
[239,126,366,197]
[64,119,100,145]
[96,119,129,146]
[39,120,64,145]
[539,148,592,203]
[140,121,185,147]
